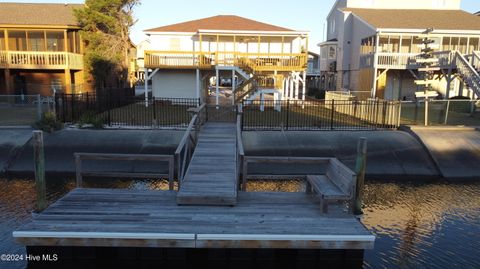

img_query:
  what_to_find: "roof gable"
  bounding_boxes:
[145,15,294,33]
[0,2,83,27]
[343,8,480,31]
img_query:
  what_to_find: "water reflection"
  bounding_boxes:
[0,178,479,269]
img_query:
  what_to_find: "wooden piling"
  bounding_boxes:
[33,131,47,212]
[354,137,367,215]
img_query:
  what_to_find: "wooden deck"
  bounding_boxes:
[14,188,375,249]
[176,122,238,205]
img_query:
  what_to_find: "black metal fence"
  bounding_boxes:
[55,90,200,128]
[242,99,401,131]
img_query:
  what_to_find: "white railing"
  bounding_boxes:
[377,53,422,69]
[0,51,83,70]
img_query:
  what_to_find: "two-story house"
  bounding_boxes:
[319,0,480,100]
[143,15,308,105]
[0,3,85,96]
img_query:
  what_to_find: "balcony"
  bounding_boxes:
[144,51,307,72]
[360,51,454,70]
[0,51,83,70]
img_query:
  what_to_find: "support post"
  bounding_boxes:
[36,94,42,121]
[33,131,46,212]
[144,69,149,107]
[232,69,235,105]
[354,137,367,215]
[295,73,300,99]
[424,98,429,126]
[216,68,220,106]
[196,68,200,102]
[302,71,306,108]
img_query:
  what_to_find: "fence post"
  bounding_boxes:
[354,137,367,215]
[36,94,42,121]
[33,131,47,212]
[71,93,75,122]
[107,90,111,126]
[424,98,429,126]
[444,100,450,125]
[330,99,335,130]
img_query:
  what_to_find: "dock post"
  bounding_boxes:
[354,137,367,215]
[33,131,47,212]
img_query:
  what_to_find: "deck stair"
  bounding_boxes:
[176,122,238,205]
[454,51,480,97]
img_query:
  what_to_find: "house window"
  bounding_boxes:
[330,20,336,34]
[46,31,64,52]
[28,31,45,51]
[170,38,180,51]
[321,46,328,59]
[469,38,479,53]
[8,31,27,51]
[401,36,412,53]
[0,31,4,50]
[329,46,336,59]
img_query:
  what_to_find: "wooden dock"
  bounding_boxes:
[14,188,374,250]
[176,122,238,205]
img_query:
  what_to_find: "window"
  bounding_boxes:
[441,37,451,51]
[329,46,336,59]
[0,31,4,50]
[170,38,180,51]
[27,31,45,51]
[46,31,64,51]
[8,31,27,51]
[329,20,336,34]
[321,46,328,60]
[469,38,479,53]
[401,36,412,53]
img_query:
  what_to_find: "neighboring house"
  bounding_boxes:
[143,15,309,104]
[306,51,321,90]
[135,39,152,83]
[0,3,86,96]
[319,0,480,100]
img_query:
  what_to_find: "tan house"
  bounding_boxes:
[320,0,480,100]
[0,3,86,96]
[143,15,309,105]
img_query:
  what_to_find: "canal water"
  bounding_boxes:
[0,178,479,269]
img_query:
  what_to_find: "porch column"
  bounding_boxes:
[289,77,294,99]
[295,74,300,99]
[144,69,149,107]
[282,78,286,101]
[231,69,235,105]
[302,71,306,102]
[215,68,219,106]
[64,69,72,94]
[4,69,12,94]
[196,68,200,102]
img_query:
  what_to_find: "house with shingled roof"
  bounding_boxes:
[319,0,480,101]
[0,2,87,96]
[143,15,309,105]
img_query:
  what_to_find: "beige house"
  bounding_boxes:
[320,0,480,100]
[0,3,86,96]
[143,15,309,105]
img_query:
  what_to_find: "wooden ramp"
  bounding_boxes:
[176,122,237,205]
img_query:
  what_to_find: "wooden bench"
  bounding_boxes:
[306,158,357,214]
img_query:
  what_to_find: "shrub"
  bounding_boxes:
[78,111,104,129]
[33,111,64,133]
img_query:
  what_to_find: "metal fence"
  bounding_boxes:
[0,95,51,126]
[242,99,401,131]
[400,99,480,126]
[55,91,200,128]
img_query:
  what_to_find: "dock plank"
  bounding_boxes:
[14,188,375,249]
[177,122,238,205]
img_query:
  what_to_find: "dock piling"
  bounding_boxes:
[33,131,47,212]
[354,137,367,215]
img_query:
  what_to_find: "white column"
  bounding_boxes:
[295,74,300,99]
[232,69,236,105]
[196,69,200,103]
[302,71,306,106]
[289,77,294,99]
[282,78,286,101]
[144,69,149,107]
[216,68,220,106]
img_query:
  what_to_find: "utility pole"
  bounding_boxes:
[414,28,439,126]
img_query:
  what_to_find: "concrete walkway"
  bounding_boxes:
[406,126,480,179]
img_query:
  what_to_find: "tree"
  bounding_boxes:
[74,0,139,90]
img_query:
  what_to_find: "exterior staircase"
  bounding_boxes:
[453,51,480,98]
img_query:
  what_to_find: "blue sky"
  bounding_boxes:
[2,0,479,52]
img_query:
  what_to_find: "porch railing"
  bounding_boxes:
[144,50,307,72]
[360,51,454,69]
[0,51,83,70]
